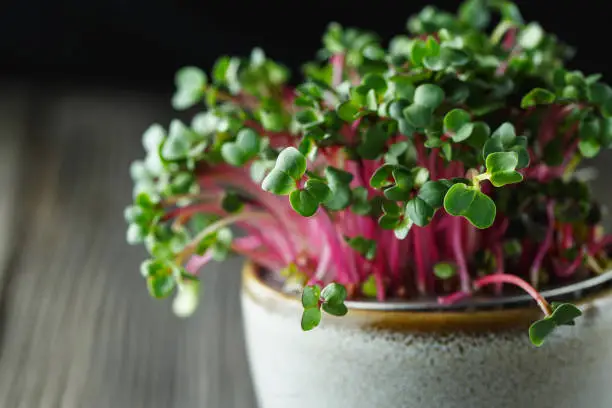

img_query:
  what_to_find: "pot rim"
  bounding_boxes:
[242,261,612,332]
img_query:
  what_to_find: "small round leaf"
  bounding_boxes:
[301,308,322,331]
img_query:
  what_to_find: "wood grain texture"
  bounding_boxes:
[0,84,256,408]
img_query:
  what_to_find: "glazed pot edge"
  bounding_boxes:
[241,261,612,333]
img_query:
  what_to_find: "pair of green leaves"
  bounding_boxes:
[221,128,261,166]
[345,236,377,260]
[483,123,530,169]
[443,151,523,229]
[403,84,446,129]
[337,73,389,122]
[140,259,179,299]
[444,183,496,229]
[410,35,469,71]
[172,67,207,110]
[301,283,349,331]
[529,302,582,347]
[195,227,233,262]
[262,148,355,216]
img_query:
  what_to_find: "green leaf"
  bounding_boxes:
[147,275,176,299]
[382,200,401,215]
[370,164,395,189]
[511,137,531,169]
[443,183,475,215]
[444,109,471,133]
[366,89,378,111]
[362,73,388,94]
[384,185,411,201]
[345,236,377,260]
[392,166,413,190]
[304,179,332,202]
[491,122,517,146]
[321,283,348,306]
[322,302,348,317]
[489,171,523,187]
[324,167,353,211]
[221,128,261,166]
[260,110,285,132]
[465,190,496,229]
[358,125,390,159]
[443,183,496,229]
[403,104,433,128]
[529,318,556,347]
[486,151,523,187]
[521,88,556,108]
[337,100,360,122]
[453,123,475,143]
[423,55,446,71]
[519,23,544,50]
[459,0,490,29]
[289,189,320,217]
[295,109,322,128]
[351,187,372,215]
[261,169,296,195]
[466,121,490,148]
[394,217,414,239]
[211,228,233,261]
[127,223,146,245]
[418,180,451,208]
[378,213,401,229]
[578,139,601,158]
[274,147,307,179]
[221,192,244,213]
[302,285,322,308]
[361,275,378,298]
[301,308,322,331]
[579,116,601,140]
[172,66,207,110]
[413,84,445,109]
[410,40,427,66]
[212,56,231,84]
[142,124,166,152]
[161,122,192,161]
[412,167,430,187]
[550,302,582,326]
[406,198,435,227]
[433,262,456,279]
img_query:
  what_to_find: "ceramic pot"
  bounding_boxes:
[241,262,612,408]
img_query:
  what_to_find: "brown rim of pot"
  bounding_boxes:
[242,261,612,333]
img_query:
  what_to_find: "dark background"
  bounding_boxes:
[1,0,609,91]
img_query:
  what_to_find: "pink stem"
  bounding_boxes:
[331,54,345,88]
[474,274,552,316]
[451,217,471,293]
[530,201,555,287]
[185,252,213,274]
[389,232,400,283]
[554,249,585,278]
[413,228,427,295]
[590,235,612,255]
[439,274,552,317]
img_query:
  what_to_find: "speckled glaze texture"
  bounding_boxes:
[241,265,612,408]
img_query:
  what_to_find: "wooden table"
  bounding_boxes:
[1,81,611,408]
[0,82,256,408]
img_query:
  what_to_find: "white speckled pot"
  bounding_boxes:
[241,263,612,408]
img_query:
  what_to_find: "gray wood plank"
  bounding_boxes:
[0,86,256,408]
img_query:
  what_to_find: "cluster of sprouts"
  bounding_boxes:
[125,0,612,344]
